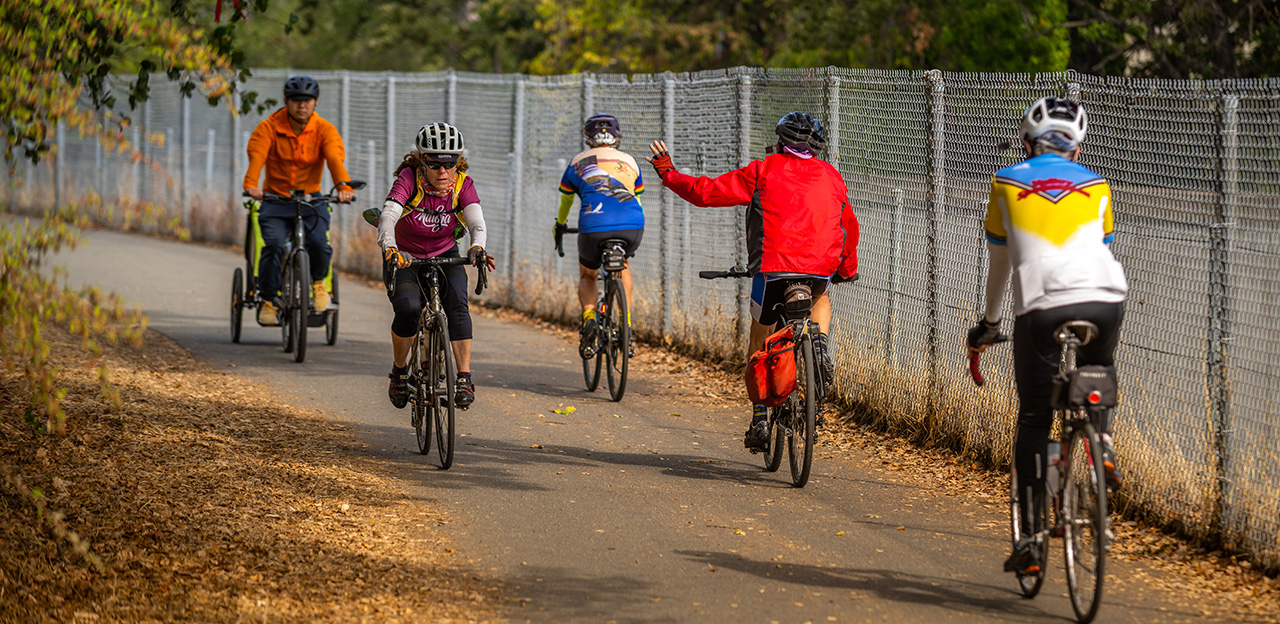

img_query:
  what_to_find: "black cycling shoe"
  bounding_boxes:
[388,367,411,409]
[744,408,771,453]
[1101,434,1122,491]
[814,334,835,389]
[579,318,598,358]
[454,374,475,409]
[1003,538,1043,575]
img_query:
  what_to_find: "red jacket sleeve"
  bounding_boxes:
[838,199,859,279]
[660,161,761,207]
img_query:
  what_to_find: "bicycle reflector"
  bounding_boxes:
[1088,390,1102,404]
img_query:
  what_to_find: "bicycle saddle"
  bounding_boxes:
[1054,320,1099,346]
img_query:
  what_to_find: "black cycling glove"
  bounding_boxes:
[967,318,1002,353]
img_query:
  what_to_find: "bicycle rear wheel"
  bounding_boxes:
[1009,446,1049,598]
[1064,420,1107,623]
[291,253,310,363]
[281,259,294,352]
[787,334,817,487]
[604,279,629,402]
[582,325,602,392]
[230,268,243,343]
[762,407,784,472]
[410,332,431,454]
[430,313,456,469]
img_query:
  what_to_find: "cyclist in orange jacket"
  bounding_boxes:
[243,75,354,326]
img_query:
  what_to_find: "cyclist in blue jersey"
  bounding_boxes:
[553,113,646,357]
[968,97,1128,576]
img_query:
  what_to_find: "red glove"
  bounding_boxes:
[649,151,675,179]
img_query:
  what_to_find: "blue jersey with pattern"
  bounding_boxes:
[559,147,645,233]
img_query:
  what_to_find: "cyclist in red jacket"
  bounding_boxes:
[648,112,859,450]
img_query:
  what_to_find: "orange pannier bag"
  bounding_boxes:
[745,326,799,407]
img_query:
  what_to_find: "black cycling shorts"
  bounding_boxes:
[751,274,830,327]
[578,228,643,270]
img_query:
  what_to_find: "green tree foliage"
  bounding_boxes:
[0,0,274,166]
[1067,0,1279,78]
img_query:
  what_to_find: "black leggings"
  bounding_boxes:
[388,248,472,341]
[1013,301,1124,531]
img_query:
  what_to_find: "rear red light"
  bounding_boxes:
[1088,390,1102,404]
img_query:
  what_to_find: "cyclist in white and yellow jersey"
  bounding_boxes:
[967,97,1128,576]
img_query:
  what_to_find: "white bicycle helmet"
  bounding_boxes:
[415,122,465,156]
[1020,97,1088,152]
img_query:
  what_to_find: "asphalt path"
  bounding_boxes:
[47,224,1237,624]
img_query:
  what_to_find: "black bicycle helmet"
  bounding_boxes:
[283,75,320,100]
[775,111,826,154]
[584,113,621,147]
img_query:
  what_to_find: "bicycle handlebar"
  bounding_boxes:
[968,334,1011,386]
[243,181,367,207]
[699,266,751,280]
[554,226,580,258]
[406,256,489,296]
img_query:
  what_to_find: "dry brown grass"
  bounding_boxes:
[0,326,500,623]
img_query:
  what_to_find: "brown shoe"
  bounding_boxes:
[311,280,331,311]
[258,301,280,326]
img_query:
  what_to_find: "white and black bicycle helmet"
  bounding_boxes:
[415,122,465,159]
[775,111,827,154]
[1020,97,1088,153]
[584,113,621,147]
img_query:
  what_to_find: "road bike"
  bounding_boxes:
[394,255,488,469]
[555,227,631,402]
[230,182,365,362]
[971,320,1113,623]
[700,266,830,488]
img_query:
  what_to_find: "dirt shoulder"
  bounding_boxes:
[0,326,501,623]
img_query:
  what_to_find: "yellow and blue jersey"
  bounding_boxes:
[985,153,1127,315]
[558,147,645,233]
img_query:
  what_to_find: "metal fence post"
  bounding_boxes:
[737,73,753,346]
[130,125,139,205]
[340,72,351,139]
[1209,91,1238,537]
[925,69,945,429]
[181,94,191,227]
[386,76,397,189]
[166,127,176,220]
[205,129,216,197]
[446,70,457,126]
[583,73,596,122]
[54,120,64,209]
[825,74,840,164]
[231,91,242,213]
[890,187,904,367]
[94,117,104,201]
[661,76,677,338]
[508,78,527,304]
[140,100,151,205]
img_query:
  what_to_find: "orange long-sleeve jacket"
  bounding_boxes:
[243,108,352,196]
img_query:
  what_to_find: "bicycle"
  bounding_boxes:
[394,254,488,469]
[971,320,1112,623]
[555,226,630,402]
[230,181,365,362]
[699,266,831,488]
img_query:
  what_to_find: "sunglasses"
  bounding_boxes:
[424,160,457,170]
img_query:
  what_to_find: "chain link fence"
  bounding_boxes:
[7,67,1279,568]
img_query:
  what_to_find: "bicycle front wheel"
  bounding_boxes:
[291,252,310,363]
[1063,420,1107,623]
[787,334,817,487]
[430,312,456,469]
[604,279,629,402]
[281,259,294,352]
[1008,442,1049,598]
[762,407,784,472]
[412,333,431,455]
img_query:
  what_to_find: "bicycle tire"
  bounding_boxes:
[1008,444,1049,598]
[762,407,784,472]
[431,312,456,469]
[292,253,310,363]
[605,279,629,402]
[1063,420,1107,623]
[412,332,431,455]
[325,271,339,345]
[281,257,294,353]
[230,268,243,343]
[787,332,817,487]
